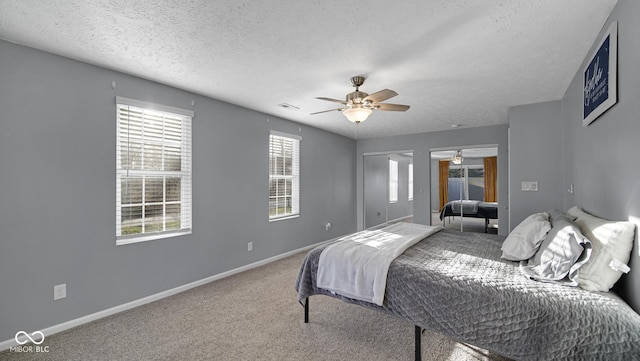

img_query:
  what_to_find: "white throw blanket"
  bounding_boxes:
[316,222,442,306]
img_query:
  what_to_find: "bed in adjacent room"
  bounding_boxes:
[439,200,498,232]
[295,209,640,361]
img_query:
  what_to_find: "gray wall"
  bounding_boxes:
[357,125,509,235]
[0,40,357,342]
[562,0,640,312]
[507,0,640,312]
[508,101,564,228]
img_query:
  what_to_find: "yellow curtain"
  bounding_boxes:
[439,160,449,209]
[484,156,497,202]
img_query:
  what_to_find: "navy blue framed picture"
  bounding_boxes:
[583,21,617,126]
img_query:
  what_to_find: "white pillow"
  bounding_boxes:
[501,212,551,261]
[566,207,636,292]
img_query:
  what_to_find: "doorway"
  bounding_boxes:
[364,152,413,229]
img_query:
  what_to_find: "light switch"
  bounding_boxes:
[521,181,538,191]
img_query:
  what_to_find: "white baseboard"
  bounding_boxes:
[0,240,330,352]
[387,215,413,223]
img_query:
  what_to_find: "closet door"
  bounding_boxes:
[431,147,499,233]
[364,154,388,229]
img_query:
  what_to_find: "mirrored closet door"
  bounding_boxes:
[364,152,413,229]
[430,147,498,233]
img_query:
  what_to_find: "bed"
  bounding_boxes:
[439,200,498,232]
[295,219,640,360]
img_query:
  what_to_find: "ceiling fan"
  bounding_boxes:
[311,76,410,124]
[451,149,464,164]
[446,150,465,164]
[433,149,464,164]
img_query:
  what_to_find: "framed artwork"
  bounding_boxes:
[583,21,617,126]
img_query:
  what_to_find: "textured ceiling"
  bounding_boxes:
[0,0,617,139]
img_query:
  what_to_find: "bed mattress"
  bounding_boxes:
[440,201,498,220]
[295,229,640,360]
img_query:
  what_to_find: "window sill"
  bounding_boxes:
[269,214,300,222]
[116,229,192,246]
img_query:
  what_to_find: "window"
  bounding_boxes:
[116,97,193,245]
[448,165,484,202]
[408,163,413,201]
[269,131,300,220]
[389,159,398,203]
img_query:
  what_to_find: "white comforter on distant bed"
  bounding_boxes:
[316,222,442,306]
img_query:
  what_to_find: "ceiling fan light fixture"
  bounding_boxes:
[312,76,409,124]
[452,150,464,164]
[343,107,372,124]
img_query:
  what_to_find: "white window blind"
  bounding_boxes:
[408,163,414,201]
[389,159,398,203]
[116,97,193,244]
[269,131,300,220]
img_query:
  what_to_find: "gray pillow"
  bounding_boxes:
[520,213,592,286]
[500,212,550,261]
[548,208,573,222]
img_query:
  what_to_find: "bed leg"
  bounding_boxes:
[304,297,309,323]
[415,325,422,361]
[485,218,489,233]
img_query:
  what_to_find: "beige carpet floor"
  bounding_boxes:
[1,251,512,361]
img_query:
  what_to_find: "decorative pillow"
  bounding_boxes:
[548,208,575,222]
[501,212,551,261]
[566,206,636,292]
[520,212,592,285]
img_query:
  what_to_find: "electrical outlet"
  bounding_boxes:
[247,242,253,251]
[54,284,66,300]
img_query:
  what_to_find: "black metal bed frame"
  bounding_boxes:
[302,297,423,361]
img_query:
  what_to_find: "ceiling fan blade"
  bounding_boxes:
[316,97,348,105]
[375,103,410,112]
[310,108,344,115]
[364,89,398,103]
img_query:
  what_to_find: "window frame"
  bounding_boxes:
[389,158,398,203]
[115,96,193,245]
[408,162,414,201]
[448,164,484,202]
[268,131,300,221]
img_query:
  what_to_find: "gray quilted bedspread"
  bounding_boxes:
[295,229,640,360]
